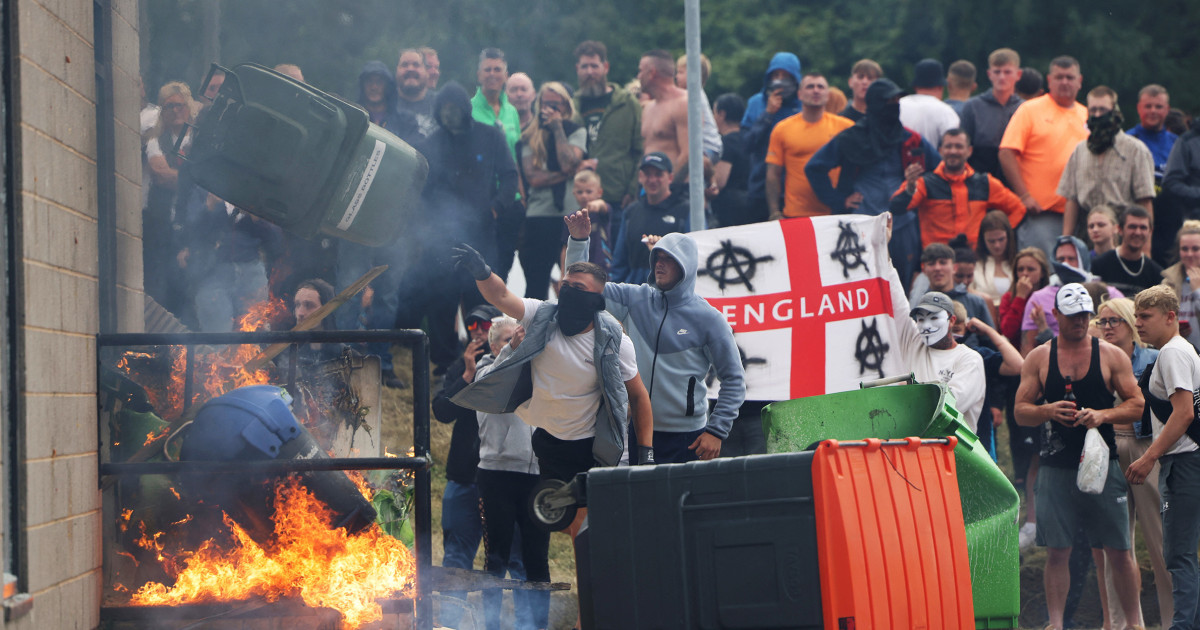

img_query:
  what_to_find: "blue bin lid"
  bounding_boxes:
[184,385,302,460]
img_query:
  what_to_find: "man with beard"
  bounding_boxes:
[399,81,519,372]
[999,56,1089,256]
[764,72,854,219]
[806,78,941,289]
[572,40,643,211]
[741,52,804,224]
[333,61,420,387]
[394,48,438,138]
[1092,206,1162,294]
[472,48,521,159]
[1015,283,1145,630]
[890,128,1025,248]
[1059,86,1155,241]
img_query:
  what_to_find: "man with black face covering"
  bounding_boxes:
[806,78,941,291]
[1059,86,1156,241]
[396,81,519,372]
[450,243,654,507]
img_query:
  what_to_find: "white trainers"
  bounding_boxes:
[1018,522,1037,551]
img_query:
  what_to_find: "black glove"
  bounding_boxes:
[451,243,492,281]
[637,445,656,466]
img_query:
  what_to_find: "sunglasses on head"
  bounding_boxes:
[467,319,493,332]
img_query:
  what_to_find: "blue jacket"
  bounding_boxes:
[805,130,940,234]
[741,53,803,202]
[451,303,630,467]
[567,233,746,438]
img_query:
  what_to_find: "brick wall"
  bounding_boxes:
[4,0,140,627]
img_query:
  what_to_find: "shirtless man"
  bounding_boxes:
[638,49,689,170]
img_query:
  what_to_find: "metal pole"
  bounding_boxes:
[684,0,705,232]
[412,334,433,630]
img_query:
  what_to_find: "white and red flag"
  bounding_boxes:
[694,214,904,401]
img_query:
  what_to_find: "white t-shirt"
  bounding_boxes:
[1148,335,1200,456]
[899,94,961,146]
[145,132,191,160]
[891,269,987,431]
[515,298,639,440]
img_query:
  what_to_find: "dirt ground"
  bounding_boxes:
[382,346,1168,629]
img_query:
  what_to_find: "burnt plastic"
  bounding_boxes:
[577,453,822,629]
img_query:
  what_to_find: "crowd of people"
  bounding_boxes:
[138,41,1200,629]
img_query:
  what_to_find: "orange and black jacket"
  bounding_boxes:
[889,162,1025,249]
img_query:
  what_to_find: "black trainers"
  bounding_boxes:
[382,369,408,389]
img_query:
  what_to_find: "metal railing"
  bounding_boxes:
[96,329,433,629]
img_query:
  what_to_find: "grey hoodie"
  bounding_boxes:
[474,355,538,475]
[567,232,746,437]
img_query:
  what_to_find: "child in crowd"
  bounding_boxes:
[560,170,612,272]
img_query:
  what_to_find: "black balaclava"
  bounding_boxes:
[840,78,910,166]
[434,81,472,136]
[556,285,606,336]
[1087,108,1124,155]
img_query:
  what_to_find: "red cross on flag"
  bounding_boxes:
[694,214,904,402]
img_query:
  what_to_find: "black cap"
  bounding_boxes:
[640,151,673,174]
[913,59,946,88]
[465,304,501,324]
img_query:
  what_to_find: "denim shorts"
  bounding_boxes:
[1035,461,1131,550]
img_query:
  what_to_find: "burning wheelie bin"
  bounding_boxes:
[762,378,1021,629]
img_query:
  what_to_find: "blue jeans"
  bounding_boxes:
[1160,450,1200,629]
[335,240,405,371]
[440,480,526,629]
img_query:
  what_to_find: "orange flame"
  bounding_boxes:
[131,478,415,628]
[116,298,289,421]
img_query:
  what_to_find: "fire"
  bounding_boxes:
[131,477,416,628]
[117,297,290,420]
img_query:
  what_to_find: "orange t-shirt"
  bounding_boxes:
[766,112,855,217]
[998,94,1088,213]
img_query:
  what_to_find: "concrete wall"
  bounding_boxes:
[5,0,140,627]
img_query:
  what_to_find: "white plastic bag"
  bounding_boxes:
[1077,428,1109,494]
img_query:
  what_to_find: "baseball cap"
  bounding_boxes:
[640,152,673,174]
[910,291,955,318]
[1055,283,1095,316]
[913,59,947,88]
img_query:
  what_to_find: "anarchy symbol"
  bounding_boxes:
[854,318,889,377]
[699,240,774,292]
[830,221,869,279]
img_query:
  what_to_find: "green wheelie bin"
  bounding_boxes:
[763,377,1021,629]
[181,63,428,247]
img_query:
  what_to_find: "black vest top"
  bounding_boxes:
[1041,336,1119,468]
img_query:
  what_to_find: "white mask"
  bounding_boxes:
[913,310,951,346]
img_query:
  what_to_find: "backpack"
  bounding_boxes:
[1137,359,1200,446]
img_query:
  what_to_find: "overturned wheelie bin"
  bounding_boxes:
[763,377,1021,630]
[181,63,428,247]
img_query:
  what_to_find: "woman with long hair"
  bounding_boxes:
[1160,219,1200,350]
[517,81,586,300]
[973,210,1018,306]
[998,247,1051,345]
[143,81,195,314]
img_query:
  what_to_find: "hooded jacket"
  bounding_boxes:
[566,233,746,438]
[357,61,420,144]
[419,82,520,258]
[742,53,803,203]
[572,82,644,205]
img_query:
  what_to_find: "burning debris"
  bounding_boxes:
[101,296,419,629]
